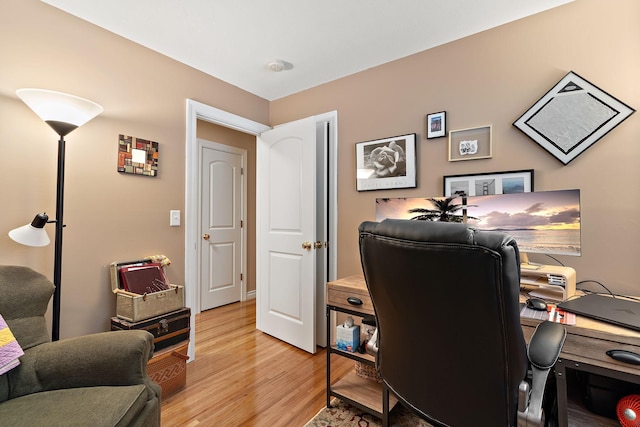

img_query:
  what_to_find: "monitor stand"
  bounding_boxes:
[519,253,577,301]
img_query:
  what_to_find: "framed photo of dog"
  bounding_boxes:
[355,133,416,191]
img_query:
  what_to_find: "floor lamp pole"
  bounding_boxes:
[52,134,66,341]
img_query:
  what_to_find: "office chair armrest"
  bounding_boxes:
[528,321,566,369]
[518,321,566,427]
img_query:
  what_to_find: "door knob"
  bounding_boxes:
[314,241,325,249]
[302,241,312,250]
[203,234,210,240]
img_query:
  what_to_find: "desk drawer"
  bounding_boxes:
[561,332,640,376]
[327,288,374,316]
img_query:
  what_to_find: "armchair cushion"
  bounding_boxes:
[0,384,150,427]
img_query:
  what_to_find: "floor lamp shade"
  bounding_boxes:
[8,213,51,247]
[16,88,104,136]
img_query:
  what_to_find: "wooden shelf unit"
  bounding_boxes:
[326,275,397,426]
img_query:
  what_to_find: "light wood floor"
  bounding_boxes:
[160,300,353,426]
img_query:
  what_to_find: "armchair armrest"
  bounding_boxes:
[8,330,156,399]
[518,321,566,427]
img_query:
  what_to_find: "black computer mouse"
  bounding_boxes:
[526,297,548,311]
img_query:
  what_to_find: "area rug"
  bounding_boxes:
[304,398,434,427]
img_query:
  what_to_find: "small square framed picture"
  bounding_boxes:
[426,111,446,139]
[448,125,492,161]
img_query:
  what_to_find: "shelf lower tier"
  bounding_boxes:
[330,370,398,416]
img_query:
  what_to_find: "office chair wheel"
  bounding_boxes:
[617,395,640,427]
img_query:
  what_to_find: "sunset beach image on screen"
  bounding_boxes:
[465,189,581,256]
[375,189,581,256]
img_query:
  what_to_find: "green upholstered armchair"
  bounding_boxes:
[0,265,161,427]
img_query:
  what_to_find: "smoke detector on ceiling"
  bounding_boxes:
[266,59,293,72]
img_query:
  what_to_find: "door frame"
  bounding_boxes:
[185,99,338,360]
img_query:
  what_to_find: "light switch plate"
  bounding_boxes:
[170,210,181,227]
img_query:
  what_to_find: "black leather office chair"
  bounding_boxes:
[359,219,566,427]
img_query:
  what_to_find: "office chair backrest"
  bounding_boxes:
[359,219,528,427]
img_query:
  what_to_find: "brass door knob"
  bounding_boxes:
[203,234,210,240]
[302,241,312,250]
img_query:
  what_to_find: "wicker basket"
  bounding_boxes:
[148,341,189,396]
[355,360,382,383]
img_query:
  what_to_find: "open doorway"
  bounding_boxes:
[184,100,338,360]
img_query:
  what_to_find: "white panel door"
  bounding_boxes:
[256,116,318,353]
[200,141,244,311]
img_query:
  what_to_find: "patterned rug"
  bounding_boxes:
[304,399,434,427]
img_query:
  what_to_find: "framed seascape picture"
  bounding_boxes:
[513,71,635,165]
[448,125,492,161]
[443,169,533,197]
[356,133,416,191]
[426,111,446,139]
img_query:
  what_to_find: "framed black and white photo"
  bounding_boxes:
[448,125,492,161]
[513,71,635,165]
[356,133,416,191]
[443,169,533,197]
[426,111,446,139]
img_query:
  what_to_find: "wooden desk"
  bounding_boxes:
[521,303,640,427]
[328,275,640,427]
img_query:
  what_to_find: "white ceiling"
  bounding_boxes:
[42,0,573,101]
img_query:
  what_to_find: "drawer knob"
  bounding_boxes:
[346,297,363,306]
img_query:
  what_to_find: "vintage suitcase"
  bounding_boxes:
[147,341,189,397]
[110,258,185,322]
[111,307,191,352]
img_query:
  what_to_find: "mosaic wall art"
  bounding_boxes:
[118,134,159,177]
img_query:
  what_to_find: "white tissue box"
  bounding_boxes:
[336,324,360,352]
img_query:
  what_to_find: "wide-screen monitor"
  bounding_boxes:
[375,189,581,257]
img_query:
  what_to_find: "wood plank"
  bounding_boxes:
[160,300,354,426]
[331,369,398,414]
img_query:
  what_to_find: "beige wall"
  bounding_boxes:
[196,121,257,293]
[271,0,640,296]
[0,0,268,338]
[1,0,638,340]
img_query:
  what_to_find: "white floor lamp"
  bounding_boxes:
[8,88,103,341]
